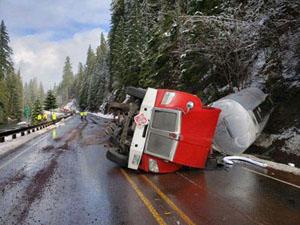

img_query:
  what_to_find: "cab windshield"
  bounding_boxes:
[151,110,178,132]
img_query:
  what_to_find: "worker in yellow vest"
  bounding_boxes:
[35,114,42,123]
[36,114,42,122]
[43,113,48,121]
[80,111,84,120]
[83,111,88,120]
[52,112,57,121]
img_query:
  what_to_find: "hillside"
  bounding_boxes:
[108,0,300,165]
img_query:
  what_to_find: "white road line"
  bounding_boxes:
[0,134,49,171]
[242,167,300,189]
[178,167,299,190]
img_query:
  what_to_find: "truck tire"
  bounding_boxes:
[106,148,128,167]
[125,86,146,99]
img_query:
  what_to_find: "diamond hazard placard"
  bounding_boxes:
[134,112,148,127]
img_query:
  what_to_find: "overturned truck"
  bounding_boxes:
[106,87,221,173]
[106,86,274,173]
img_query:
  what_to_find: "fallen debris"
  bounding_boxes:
[223,156,268,168]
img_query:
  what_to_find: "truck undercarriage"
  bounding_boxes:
[105,87,146,167]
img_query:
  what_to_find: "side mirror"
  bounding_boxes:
[186,101,194,112]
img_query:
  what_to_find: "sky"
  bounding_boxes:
[0,0,111,90]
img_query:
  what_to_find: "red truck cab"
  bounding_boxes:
[127,88,221,173]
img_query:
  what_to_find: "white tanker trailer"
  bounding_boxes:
[211,88,273,155]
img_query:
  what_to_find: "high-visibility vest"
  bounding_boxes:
[83,112,88,116]
[37,114,42,121]
[80,112,84,116]
[52,112,57,121]
[43,114,48,120]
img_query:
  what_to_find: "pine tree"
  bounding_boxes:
[109,0,126,89]
[5,70,23,121]
[73,62,84,103]
[38,82,45,102]
[31,99,43,123]
[87,33,109,111]
[0,79,8,123]
[30,78,38,105]
[108,0,225,101]
[79,46,95,110]
[0,20,13,79]
[0,20,13,123]
[44,90,57,111]
[122,0,145,87]
[98,33,110,101]
[57,56,74,104]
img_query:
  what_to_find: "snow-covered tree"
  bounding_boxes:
[44,90,57,111]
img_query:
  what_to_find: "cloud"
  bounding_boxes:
[0,0,111,36]
[12,28,106,90]
[0,0,111,90]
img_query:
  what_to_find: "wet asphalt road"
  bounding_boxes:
[0,115,299,225]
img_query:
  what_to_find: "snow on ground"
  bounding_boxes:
[254,127,300,157]
[17,121,29,126]
[275,127,300,156]
[89,112,114,120]
[242,154,300,176]
[63,99,77,111]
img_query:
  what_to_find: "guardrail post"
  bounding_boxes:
[0,115,72,144]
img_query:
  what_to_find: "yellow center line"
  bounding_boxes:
[120,169,167,225]
[141,175,196,225]
[242,167,300,189]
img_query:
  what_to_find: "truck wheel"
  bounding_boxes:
[125,86,146,99]
[106,148,128,167]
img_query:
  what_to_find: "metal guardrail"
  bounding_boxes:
[0,114,73,143]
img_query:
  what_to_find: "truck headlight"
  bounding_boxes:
[149,159,159,173]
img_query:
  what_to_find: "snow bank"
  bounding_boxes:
[17,121,28,126]
[89,112,114,120]
[242,154,300,176]
[275,127,300,156]
[63,99,77,111]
